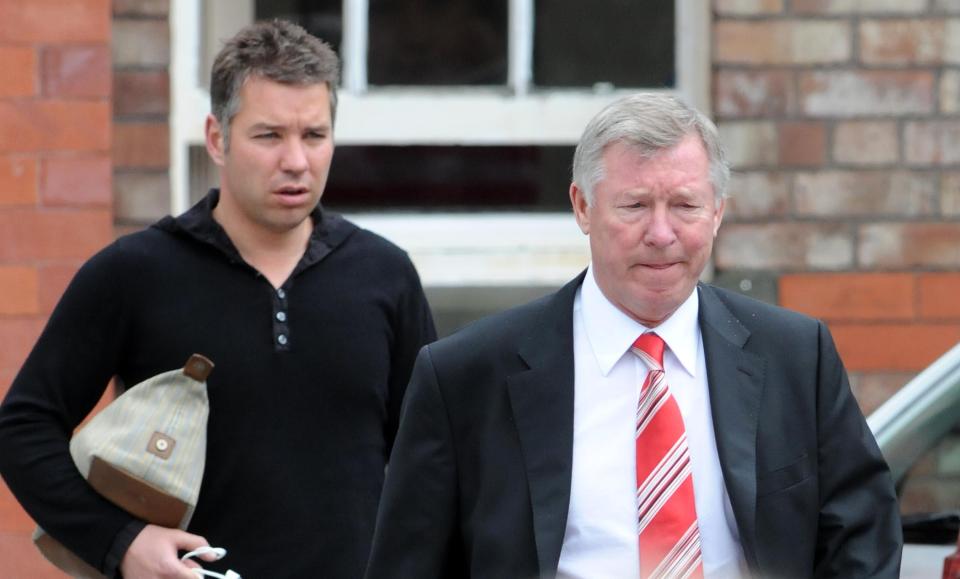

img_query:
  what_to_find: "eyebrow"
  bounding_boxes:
[247,122,331,132]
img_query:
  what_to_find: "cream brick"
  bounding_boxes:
[941,70,960,114]
[112,19,169,67]
[723,172,790,220]
[716,223,854,270]
[715,0,784,14]
[833,121,898,165]
[860,20,945,65]
[114,171,169,223]
[795,0,927,13]
[905,121,960,165]
[860,223,960,268]
[794,171,935,217]
[718,122,778,168]
[799,71,934,116]
[947,20,960,64]
[715,21,850,65]
[714,70,795,118]
[936,0,960,12]
[944,173,960,217]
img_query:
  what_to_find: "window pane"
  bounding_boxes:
[256,0,343,53]
[534,0,675,88]
[323,145,573,211]
[368,0,508,86]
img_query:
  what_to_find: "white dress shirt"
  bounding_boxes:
[556,267,748,579]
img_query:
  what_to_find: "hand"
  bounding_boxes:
[120,524,214,578]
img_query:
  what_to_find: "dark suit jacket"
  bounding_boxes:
[366,274,902,579]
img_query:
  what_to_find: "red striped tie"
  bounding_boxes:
[632,333,703,579]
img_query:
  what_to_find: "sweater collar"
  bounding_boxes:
[152,188,356,274]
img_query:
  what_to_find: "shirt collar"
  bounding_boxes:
[581,265,701,378]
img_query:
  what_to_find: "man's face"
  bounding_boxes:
[205,76,334,235]
[570,134,724,327]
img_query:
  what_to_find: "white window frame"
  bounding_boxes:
[170,0,711,287]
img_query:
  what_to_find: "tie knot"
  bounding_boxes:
[631,332,665,369]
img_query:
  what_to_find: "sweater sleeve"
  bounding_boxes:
[0,243,143,574]
[385,255,437,457]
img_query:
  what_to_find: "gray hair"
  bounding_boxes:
[572,93,729,205]
[211,19,340,148]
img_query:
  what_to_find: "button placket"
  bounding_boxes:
[273,286,291,351]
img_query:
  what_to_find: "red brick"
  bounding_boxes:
[780,273,915,321]
[798,71,935,116]
[113,170,170,222]
[0,102,110,153]
[0,46,36,98]
[794,171,935,217]
[0,267,39,316]
[0,210,112,261]
[778,121,826,167]
[42,45,110,98]
[860,20,946,65]
[0,156,38,206]
[112,123,169,168]
[0,319,44,377]
[919,273,960,320]
[40,156,111,207]
[832,121,899,165]
[714,70,795,118]
[113,71,169,117]
[0,532,70,578]
[860,223,960,268]
[0,0,110,43]
[830,323,960,371]
[715,20,850,65]
[38,263,80,315]
[716,223,853,270]
[0,482,34,533]
[904,121,960,165]
[848,371,915,415]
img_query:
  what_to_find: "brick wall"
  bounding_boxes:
[0,0,112,575]
[713,0,960,413]
[112,0,170,235]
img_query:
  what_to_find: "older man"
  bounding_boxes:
[365,94,901,579]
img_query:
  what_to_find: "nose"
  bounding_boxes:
[280,138,309,174]
[643,206,677,247]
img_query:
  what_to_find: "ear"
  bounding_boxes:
[712,197,726,237]
[205,114,226,167]
[570,182,591,235]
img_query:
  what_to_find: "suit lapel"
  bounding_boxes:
[506,272,583,578]
[698,284,765,572]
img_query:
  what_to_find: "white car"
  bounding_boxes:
[868,341,960,578]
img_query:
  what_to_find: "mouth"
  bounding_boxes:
[272,185,312,205]
[640,262,678,270]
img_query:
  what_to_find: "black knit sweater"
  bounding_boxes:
[0,190,436,578]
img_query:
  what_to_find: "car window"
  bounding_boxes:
[898,417,960,516]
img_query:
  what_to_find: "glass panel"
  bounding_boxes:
[534,0,675,88]
[256,0,344,53]
[322,145,574,211]
[898,419,960,516]
[368,0,508,86]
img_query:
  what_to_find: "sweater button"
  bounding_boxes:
[277,334,288,346]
